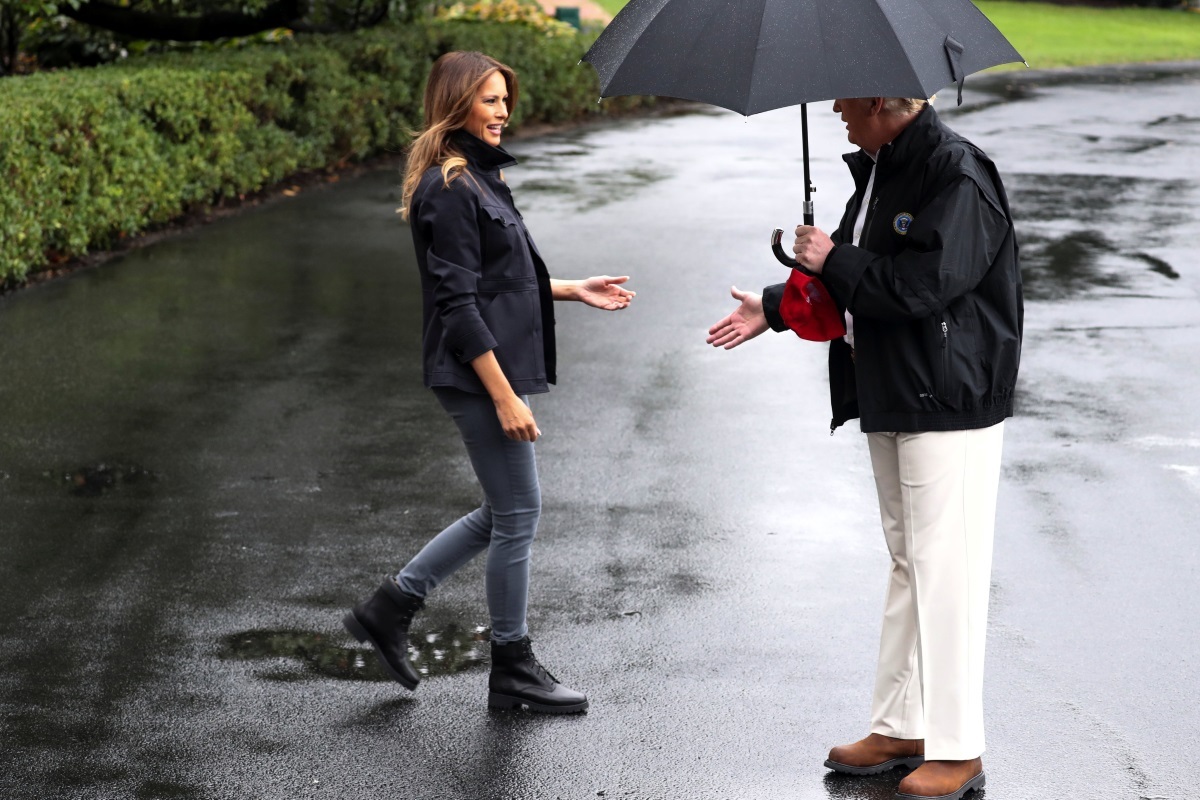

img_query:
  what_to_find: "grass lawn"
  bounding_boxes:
[586,0,1200,69]
[979,1,1200,68]
[591,0,628,16]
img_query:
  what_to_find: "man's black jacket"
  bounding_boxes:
[764,105,1023,433]
[409,131,555,396]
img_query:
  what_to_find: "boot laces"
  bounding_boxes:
[522,640,558,684]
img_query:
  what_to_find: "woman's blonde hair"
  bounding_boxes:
[400,51,519,220]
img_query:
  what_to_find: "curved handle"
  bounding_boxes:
[771,228,799,268]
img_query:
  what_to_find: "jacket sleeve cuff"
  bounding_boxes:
[451,326,498,364]
[762,282,788,332]
[820,244,868,308]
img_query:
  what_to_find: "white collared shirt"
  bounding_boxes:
[845,151,878,350]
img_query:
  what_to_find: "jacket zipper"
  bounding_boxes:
[859,196,880,245]
[939,320,948,398]
[832,181,877,435]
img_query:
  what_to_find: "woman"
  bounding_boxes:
[343,51,634,714]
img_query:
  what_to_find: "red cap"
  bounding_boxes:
[779,270,846,342]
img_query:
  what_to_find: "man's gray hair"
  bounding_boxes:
[882,97,930,115]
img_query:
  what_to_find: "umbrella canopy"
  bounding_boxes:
[582,0,1024,267]
[583,0,1025,115]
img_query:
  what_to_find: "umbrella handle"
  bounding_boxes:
[771,228,799,268]
[772,199,814,268]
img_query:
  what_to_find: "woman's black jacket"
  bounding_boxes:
[409,130,555,396]
[763,105,1023,433]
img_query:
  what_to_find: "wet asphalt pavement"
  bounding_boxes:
[3,63,1200,800]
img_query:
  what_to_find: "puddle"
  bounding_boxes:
[1019,230,1183,301]
[940,72,1058,117]
[46,461,156,497]
[516,165,672,212]
[1010,173,1138,225]
[217,624,489,682]
[666,571,707,596]
[1008,172,1187,301]
[1020,230,1126,301]
[1010,172,1189,232]
[986,62,1200,95]
[1130,251,1180,280]
[1104,136,1172,154]
[513,162,670,213]
[1147,114,1200,128]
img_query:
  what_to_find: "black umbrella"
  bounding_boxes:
[582,0,1024,266]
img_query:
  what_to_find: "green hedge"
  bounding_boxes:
[0,22,649,285]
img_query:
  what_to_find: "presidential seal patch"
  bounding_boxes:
[893,213,914,235]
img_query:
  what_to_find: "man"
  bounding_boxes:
[707,97,1022,800]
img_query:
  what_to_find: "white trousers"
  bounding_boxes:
[865,422,1005,761]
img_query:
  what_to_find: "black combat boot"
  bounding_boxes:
[343,577,425,690]
[488,636,588,714]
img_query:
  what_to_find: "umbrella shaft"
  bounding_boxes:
[802,104,815,225]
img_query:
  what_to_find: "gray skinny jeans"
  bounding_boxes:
[395,387,541,644]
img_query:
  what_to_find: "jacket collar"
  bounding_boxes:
[843,103,942,187]
[878,103,940,168]
[451,129,518,173]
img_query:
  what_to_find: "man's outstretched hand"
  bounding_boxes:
[706,286,768,350]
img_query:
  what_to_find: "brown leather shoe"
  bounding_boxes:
[824,732,925,776]
[895,758,985,799]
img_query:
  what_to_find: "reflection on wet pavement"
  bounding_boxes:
[1147,114,1200,127]
[134,779,201,799]
[516,163,670,212]
[1131,251,1180,280]
[48,461,156,497]
[1006,173,1187,301]
[339,697,417,730]
[821,771,936,800]
[1019,229,1127,300]
[217,624,488,681]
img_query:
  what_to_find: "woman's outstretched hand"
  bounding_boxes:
[706,286,768,350]
[565,276,636,310]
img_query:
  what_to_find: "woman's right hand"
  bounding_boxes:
[469,350,539,441]
[495,394,540,442]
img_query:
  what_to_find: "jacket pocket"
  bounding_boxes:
[478,284,542,385]
[938,319,948,399]
[478,276,536,294]
[935,319,981,411]
[481,202,521,228]
[478,203,533,281]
